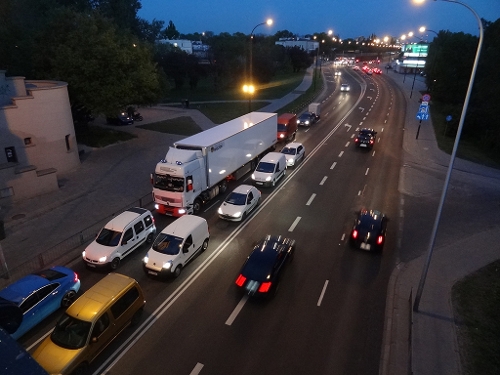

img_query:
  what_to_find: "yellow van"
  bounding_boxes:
[32,273,145,375]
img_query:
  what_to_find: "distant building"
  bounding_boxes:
[0,70,80,202]
[275,38,319,52]
[159,39,194,54]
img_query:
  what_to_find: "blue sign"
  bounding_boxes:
[417,113,429,120]
[446,115,452,122]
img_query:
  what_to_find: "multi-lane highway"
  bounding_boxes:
[22,64,408,375]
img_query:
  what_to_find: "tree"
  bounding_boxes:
[32,8,161,115]
[163,20,180,40]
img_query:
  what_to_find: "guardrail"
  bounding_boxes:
[0,193,153,289]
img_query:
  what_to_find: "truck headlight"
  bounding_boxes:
[163,261,172,269]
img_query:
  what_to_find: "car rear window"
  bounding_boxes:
[33,268,67,281]
[242,250,277,280]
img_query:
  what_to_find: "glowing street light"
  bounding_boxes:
[247,18,273,113]
[411,0,484,312]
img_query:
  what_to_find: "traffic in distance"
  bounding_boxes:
[0,58,399,375]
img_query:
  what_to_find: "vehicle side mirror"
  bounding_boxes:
[122,240,128,246]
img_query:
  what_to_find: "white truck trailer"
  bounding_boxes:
[152,112,277,216]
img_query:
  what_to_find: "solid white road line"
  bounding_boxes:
[225,295,249,326]
[317,280,329,306]
[288,217,302,232]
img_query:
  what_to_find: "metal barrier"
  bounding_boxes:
[0,193,153,288]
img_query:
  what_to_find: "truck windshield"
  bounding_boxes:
[277,124,288,132]
[256,162,275,173]
[152,234,183,255]
[154,174,184,192]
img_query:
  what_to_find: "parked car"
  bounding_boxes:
[218,184,261,222]
[354,128,377,149]
[235,235,296,298]
[350,209,388,252]
[0,266,80,340]
[297,112,320,127]
[281,142,305,167]
[340,83,351,92]
[106,112,134,125]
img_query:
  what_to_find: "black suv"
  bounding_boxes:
[355,128,377,149]
[350,209,388,252]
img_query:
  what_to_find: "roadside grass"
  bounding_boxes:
[452,259,500,375]
[135,116,202,135]
[75,125,136,147]
[431,101,500,169]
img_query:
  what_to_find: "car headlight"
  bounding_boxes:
[296,120,300,124]
[218,207,223,214]
[163,261,172,269]
[251,173,255,180]
[233,211,242,218]
[82,251,86,258]
[99,256,107,263]
[279,134,284,138]
[265,176,272,181]
[305,120,309,125]
[143,254,149,263]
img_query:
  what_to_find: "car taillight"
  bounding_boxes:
[258,282,272,293]
[73,272,79,283]
[355,138,359,143]
[370,139,374,144]
[235,274,246,287]
[352,230,358,239]
[377,235,384,244]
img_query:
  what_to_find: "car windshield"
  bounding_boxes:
[225,192,246,206]
[256,162,275,173]
[281,147,297,155]
[51,314,91,349]
[299,114,311,120]
[154,174,184,192]
[96,228,122,247]
[152,234,183,255]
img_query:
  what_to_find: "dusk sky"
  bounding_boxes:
[137,0,500,40]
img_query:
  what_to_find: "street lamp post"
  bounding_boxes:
[246,19,272,112]
[411,0,484,312]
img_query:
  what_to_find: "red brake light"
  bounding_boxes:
[355,138,359,143]
[370,139,374,144]
[73,272,79,283]
[235,274,246,287]
[258,282,272,293]
[377,235,384,245]
[352,230,358,239]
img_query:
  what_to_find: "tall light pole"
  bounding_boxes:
[411,0,484,312]
[245,18,272,112]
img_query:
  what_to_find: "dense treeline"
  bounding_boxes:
[424,19,500,155]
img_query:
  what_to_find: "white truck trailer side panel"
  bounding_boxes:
[174,112,277,187]
[309,103,321,115]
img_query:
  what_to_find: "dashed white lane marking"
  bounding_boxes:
[372,150,376,156]
[317,280,329,307]
[339,151,344,157]
[289,217,302,232]
[306,194,316,206]
[365,168,370,176]
[345,142,350,147]
[330,161,337,169]
[190,363,204,375]
[320,176,328,185]
[351,134,355,139]
[341,233,346,241]
[358,190,362,196]
[225,295,248,326]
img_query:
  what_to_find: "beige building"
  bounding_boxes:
[0,70,80,202]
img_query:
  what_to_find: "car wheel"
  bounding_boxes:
[219,180,228,194]
[71,362,88,375]
[201,239,209,252]
[110,257,120,270]
[130,308,144,326]
[146,233,154,244]
[61,290,77,308]
[173,265,182,278]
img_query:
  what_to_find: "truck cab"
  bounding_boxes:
[277,113,297,142]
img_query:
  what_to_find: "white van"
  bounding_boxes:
[251,152,287,187]
[143,215,209,278]
[83,207,156,270]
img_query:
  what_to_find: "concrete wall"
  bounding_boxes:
[0,70,80,201]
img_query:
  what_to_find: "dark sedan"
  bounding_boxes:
[106,112,134,125]
[297,112,319,127]
[235,235,295,298]
[350,209,388,252]
[355,128,377,149]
